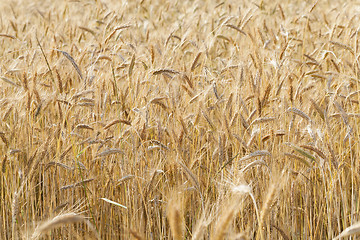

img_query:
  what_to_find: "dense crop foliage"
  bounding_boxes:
[1,0,360,239]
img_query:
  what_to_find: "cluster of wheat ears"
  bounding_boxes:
[1,0,360,239]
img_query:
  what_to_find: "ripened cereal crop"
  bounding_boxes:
[1,0,360,239]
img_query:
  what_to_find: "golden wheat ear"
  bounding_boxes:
[31,213,99,240]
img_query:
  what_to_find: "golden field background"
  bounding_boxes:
[1,0,360,239]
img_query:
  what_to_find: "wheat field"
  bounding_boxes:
[1,0,360,239]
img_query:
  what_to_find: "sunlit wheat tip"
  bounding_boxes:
[232,184,251,194]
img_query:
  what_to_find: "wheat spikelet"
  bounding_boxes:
[96,148,125,157]
[334,101,349,126]
[201,110,215,130]
[260,83,271,111]
[52,202,69,213]
[223,112,232,139]
[1,155,6,173]
[284,153,311,167]
[229,112,238,128]
[333,222,360,240]
[0,132,9,147]
[240,150,271,162]
[31,213,99,239]
[309,98,325,120]
[77,102,95,107]
[45,161,72,171]
[36,36,55,84]
[117,175,136,185]
[327,143,338,168]
[300,144,327,160]
[250,117,275,126]
[246,130,258,149]
[330,59,340,72]
[78,26,96,35]
[225,24,247,36]
[178,115,188,135]
[191,52,202,71]
[25,149,39,175]
[213,82,221,100]
[213,204,236,240]
[191,220,208,240]
[240,14,253,30]
[277,4,286,19]
[152,69,180,75]
[286,142,316,163]
[59,145,73,160]
[258,176,284,240]
[178,161,200,191]
[239,113,250,130]
[167,199,183,240]
[181,84,194,97]
[1,77,20,87]
[60,178,94,190]
[71,90,94,101]
[181,73,193,89]
[104,119,119,129]
[241,159,267,172]
[75,124,94,130]
[104,25,131,44]
[56,49,84,80]
[218,134,225,166]
[11,190,20,239]
[329,41,355,55]
[0,33,16,39]
[247,109,257,123]
[128,54,136,78]
[225,93,233,114]
[286,107,311,122]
